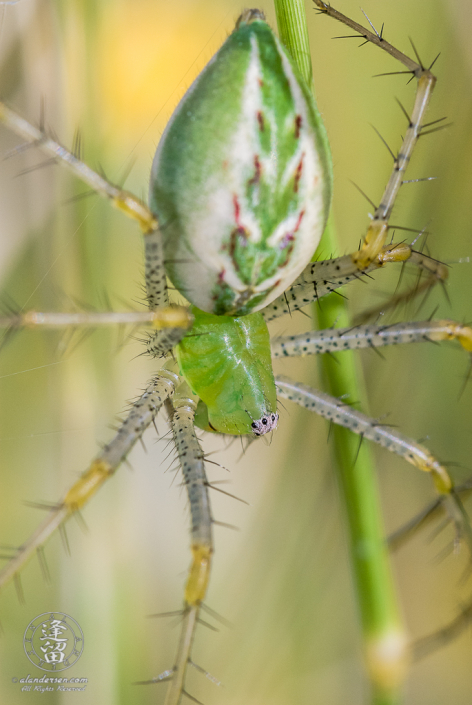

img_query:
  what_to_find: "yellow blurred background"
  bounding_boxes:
[0,0,471,703]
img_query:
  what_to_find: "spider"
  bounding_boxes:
[0,1,472,704]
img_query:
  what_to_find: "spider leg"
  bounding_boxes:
[1,84,209,703]
[0,102,191,354]
[0,369,179,591]
[387,480,472,662]
[275,374,472,556]
[263,244,446,322]
[262,0,447,328]
[313,1,437,267]
[271,320,472,358]
[411,591,472,660]
[144,231,193,356]
[0,307,190,331]
[0,102,154,231]
[273,320,472,660]
[388,477,472,552]
[159,384,214,705]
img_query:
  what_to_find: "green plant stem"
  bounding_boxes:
[273,1,406,702]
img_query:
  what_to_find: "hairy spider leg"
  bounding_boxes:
[313,0,437,271]
[275,375,472,552]
[0,369,179,590]
[0,102,192,354]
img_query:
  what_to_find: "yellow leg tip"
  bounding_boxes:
[113,194,157,234]
[151,306,193,331]
[63,459,113,510]
[412,452,453,494]
[184,544,212,605]
[352,221,388,268]
[378,242,412,264]
[457,325,472,353]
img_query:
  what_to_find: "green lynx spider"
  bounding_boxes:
[1,1,471,704]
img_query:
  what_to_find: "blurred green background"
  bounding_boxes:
[0,0,471,703]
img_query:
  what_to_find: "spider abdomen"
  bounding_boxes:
[150,11,332,316]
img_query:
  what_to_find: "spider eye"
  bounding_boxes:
[262,418,267,425]
[251,422,258,429]
[271,414,275,421]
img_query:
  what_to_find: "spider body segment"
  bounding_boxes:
[149,11,331,317]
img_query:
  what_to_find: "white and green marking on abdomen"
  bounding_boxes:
[150,12,332,316]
